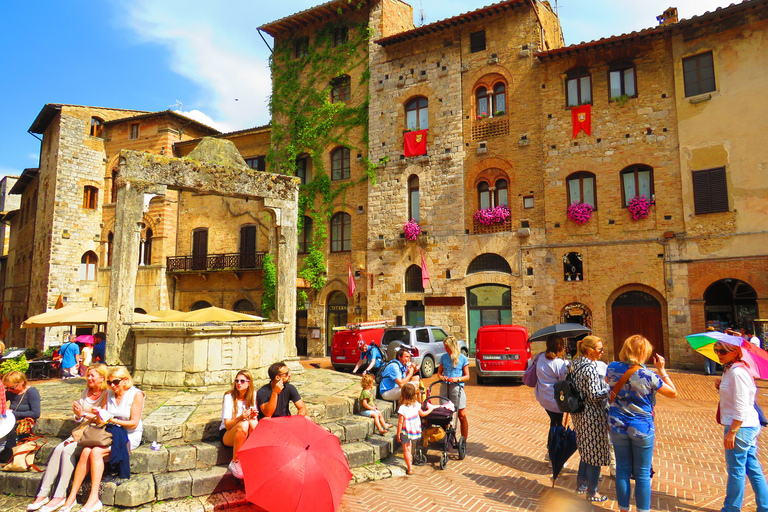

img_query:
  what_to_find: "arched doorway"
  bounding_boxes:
[611,291,663,356]
[467,284,511,356]
[190,300,212,311]
[704,279,758,330]
[326,292,348,354]
[560,303,593,357]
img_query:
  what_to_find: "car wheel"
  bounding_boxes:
[476,375,486,385]
[420,356,435,378]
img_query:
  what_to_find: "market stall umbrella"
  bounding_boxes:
[75,335,95,344]
[23,307,158,327]
[687,331,768,379]
[21,305,88,328]
[238,416,352,512]
[528,323,593,342]
[153,306,262,323]
[548,421,578,486]
[146,309,183,318]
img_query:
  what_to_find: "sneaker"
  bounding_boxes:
[228,460,244,479]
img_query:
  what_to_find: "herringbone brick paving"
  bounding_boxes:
[340,369,768,512]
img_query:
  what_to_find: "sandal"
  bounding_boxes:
[576,487,587,495]
[378,430,388,435]
[406,470,414,475]
[586,495,608,503]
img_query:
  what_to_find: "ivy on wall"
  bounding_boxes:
[267,12,374,298]
[261,253,276,319]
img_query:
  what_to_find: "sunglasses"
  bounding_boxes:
[714,348,730,356]
[278,371,291,377]
[108,379,123,386]
[235,379,250,384]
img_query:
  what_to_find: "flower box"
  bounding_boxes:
[403,219,421,240]
[567,202,594,224]
[627,195,655,220]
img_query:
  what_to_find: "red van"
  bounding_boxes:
[330,327,386,372]
[475,325,531,385]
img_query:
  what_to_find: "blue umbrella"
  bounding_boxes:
[548,423,578,485]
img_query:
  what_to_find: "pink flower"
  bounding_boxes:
[473,205,511,225]
[628,195,655,220]
[567,202,594,224]
[403,219,421,240]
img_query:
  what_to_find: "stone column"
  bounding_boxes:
[265,193,298,357]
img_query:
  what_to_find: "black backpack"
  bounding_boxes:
[374,360,400,399]
[553,367,585,413]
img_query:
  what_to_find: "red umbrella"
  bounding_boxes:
[238,416,351,512]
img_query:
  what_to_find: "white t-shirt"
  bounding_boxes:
[220,393,254,430]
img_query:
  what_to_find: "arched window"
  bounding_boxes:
[495,179,508,207]
[107,232,114,267]
[80,251,98,280]
[608,60,637,100]
[83,186,98,209]
[478,181,490,209]
[566,68,592,107]
[330,212,351,252]
[330,75,351,103]
[90,117,104,137]
[467,253,511,274]
[298,216,313,254]
[111,170,119,203]
[296,155,311,185]
[190,301,212,311]
[405,264,424,292]
[233,299,257,315]
[331,147,350,180]
[475,87,489,117]
[405,97,428,130]
[408,175,419,223]
[134,308,147,314]
[140,229,152,266]
[620,165,654,207]
[493,83,506,114]
[563,252,584,281]
[567,171,596,208]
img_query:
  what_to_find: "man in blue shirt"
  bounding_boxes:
[379,348,419,401]
[92,332,106,363]
[353,342,384,375]
[59,335,81,379]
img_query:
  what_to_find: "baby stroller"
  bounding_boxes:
[413,381,467,469]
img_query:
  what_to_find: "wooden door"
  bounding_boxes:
[612,294,664,358]
[192,229,208,270]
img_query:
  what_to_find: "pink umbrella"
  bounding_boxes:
[75,334,95,345]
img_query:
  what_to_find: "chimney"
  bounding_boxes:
[656,7,679,26]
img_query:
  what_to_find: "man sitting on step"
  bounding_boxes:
[379,349,420,402]
[257,361,308,419]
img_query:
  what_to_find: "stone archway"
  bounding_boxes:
[611,291,664,357]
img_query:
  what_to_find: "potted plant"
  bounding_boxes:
[473,204,511,226]
[403,219,421,240]
[628,195,655,220]
[494,110,506,116]
[476,112,488,120]
[567,202,594,225]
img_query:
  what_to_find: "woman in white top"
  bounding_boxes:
[27,364,108,512]
[534,336,569,432]
[220,370,258,480]
[59,366,145,512]
[715,341,768,512]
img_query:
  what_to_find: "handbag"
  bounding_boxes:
[77,424,112,447]
[553,370,585,413]
[522,353,541,388]
[1,435,45,472]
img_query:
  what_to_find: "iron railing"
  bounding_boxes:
[166,252,266,273]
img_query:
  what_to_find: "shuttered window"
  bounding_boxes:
[692,167,728,214]
[470,31,486,53]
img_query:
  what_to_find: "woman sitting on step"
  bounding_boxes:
[26,364,108,512]
[58,366,145,512]
[220,369,258,480]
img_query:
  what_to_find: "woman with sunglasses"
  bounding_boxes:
[26,364,108,512]
[568,335,610,503]
[59,366,144,512]
[220,370,257,480]
[714,341,768,512]
[0,371,42,463]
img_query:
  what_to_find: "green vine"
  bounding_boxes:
[267,14,373,303]
[261,254,276,320]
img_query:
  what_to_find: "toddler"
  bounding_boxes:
[358,374,392,434]
[397,384,434,475]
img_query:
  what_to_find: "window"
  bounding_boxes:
[332,27,348,47]
[692,167,728,214]
[296,155,310,184]
[239,225,257,268]
[563,252,583,281]
[107,232,114,267]
[476,87,489,117]
[493,83,506,114]
[621,165,654,207]
[523,195,534,209]
[467,253,511,274]
[233,299,257,315]
[495,179,508,207]
[330,212,351,252]
[192,228,208,270]
[294,37,309,58]
[408,175,419,223]
[90,117,103,137]
[111,170,119,203]
[299,216,313,254]
[608,61,637,99]
[683,52,715,97]
[567,171,596,207]
[566,68,592,107]
[83,186,98,209]
[470,30,486,53]
[139,228,153,266]
[80,252,98,281]
[191,301,212,311]
[405,264,424,292]
[478,181,490,209]
[331,75,351,103]
[245,156,266,172]
[130,123,139,139]
[405,97,428,130]
[331,147,350,180]
[431,328,447,343]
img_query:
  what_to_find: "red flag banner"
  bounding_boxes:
[420,249,430,290]
[404,129,428,157]
[571,105,591,138]
[55,293,64,309]
[347,262,356,298]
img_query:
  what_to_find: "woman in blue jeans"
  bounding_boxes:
[606,335,677,512]
[715,341,768,512]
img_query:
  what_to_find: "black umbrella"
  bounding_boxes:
[528,323,592,342]
[548,423,578,485]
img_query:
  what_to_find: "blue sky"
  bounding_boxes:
[0,0,730,178]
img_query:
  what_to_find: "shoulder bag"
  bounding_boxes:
[77,424,112,448]
[609,365,641,404]
[1,435,46,472]
[522,353,541,388]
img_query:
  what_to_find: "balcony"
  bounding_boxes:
[166,252,266,273]
[473,219,513,234]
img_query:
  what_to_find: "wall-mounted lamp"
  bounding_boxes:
[378,272,385,283]
[354,305,362,316]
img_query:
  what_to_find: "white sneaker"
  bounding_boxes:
[228,460,244,479]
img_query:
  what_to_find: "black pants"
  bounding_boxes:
[0,430,17,464]
[546,409,564,428]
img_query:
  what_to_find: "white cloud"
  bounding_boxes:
[173,109,224,131]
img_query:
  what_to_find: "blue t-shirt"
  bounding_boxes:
[606,361,663,438]
[365,345,383,369]
[440,353,469,387]
[60,342,80,369]
[379,360,406,393]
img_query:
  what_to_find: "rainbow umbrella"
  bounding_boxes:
[686,331,768,379]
